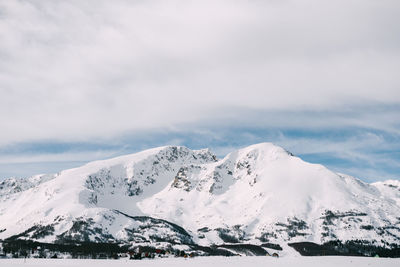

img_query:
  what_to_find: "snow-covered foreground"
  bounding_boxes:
[0,256,399,267]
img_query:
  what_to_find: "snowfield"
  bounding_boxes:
[0,256,399,267]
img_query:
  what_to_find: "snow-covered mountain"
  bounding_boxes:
[0,143,399,256]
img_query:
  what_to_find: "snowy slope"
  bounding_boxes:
[0,143,399,254]
[0,146,216,245]
[372,180,400,207]
[139,143,400,246]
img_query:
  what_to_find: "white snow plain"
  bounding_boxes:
[0,256,398,267]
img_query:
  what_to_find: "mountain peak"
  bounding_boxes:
[233,142,294,159]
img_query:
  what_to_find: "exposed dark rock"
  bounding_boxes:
[5,224,55,241]
[275,217,309,238]
[215,226,245,244]
[113,210,194,245]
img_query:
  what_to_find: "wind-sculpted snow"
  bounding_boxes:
[0,143,399,256]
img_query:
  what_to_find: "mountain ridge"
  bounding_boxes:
[0,143,399,256]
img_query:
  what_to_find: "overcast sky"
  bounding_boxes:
[0,0,399,181]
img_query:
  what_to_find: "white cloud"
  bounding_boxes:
[0,0,400,147]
